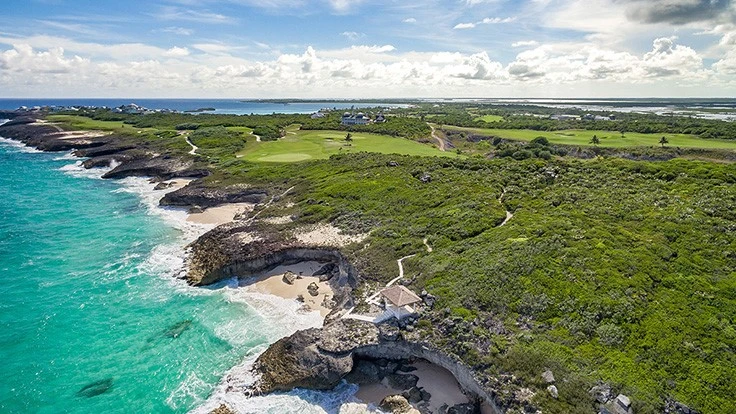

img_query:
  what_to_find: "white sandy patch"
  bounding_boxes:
[261,215,293,225]
[187,203,255,225]
[294,224,367,247]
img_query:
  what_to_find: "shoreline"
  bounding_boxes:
[0,120,498,414]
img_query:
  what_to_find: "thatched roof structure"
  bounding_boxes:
[380,285,422,307]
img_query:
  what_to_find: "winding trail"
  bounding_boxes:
[423,238,433,253]
[498,188,514,227]
[241,186,294,225]
[428,123,448,152]
[251,133,261,142]
[185,136,198,155]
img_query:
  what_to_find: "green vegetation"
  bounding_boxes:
[207,153,736,414]
[235,129,454,163]
[443,126,736,149]
[475,114,504,123]
[41,105,736,413]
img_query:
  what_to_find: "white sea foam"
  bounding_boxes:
[51,152,363,413]
[52,152,79,160]
[0,137,43,153]
[58,160,109,180]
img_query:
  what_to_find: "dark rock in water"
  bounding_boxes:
[448,402,478,414]
[154,181,177,191]
[165,320,193,338]
[76,378,114,398]
[344,359,381,385]
[386,373,419,390]
[282,271,297,285]
[296,294,305,303]
[397,364,417,373]
[402,386,423,404]
[419,388,432,403]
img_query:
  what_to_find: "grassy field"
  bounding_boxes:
[237,129,456,162]
[474,115,504,123]
[445,125,736,149]
[47,115,155,133]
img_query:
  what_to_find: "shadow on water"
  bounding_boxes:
[141,319,234,353]
[165,319,193,338]
[76,378,114,398]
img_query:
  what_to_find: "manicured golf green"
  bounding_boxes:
[474,115,504,123]
[444,126,736,149]
[237,130,456,162]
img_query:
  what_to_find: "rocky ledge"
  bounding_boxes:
[250,318,502,413]
[160,182,268,209]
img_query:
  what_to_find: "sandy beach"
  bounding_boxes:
[240,261,336,317]
[187,203,255,225]
[353,360,479,414]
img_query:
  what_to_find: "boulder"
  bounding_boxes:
[386,373,419,390]
[307,281,319,296]
[154,181,176,191]
[419,173,432,183]
[314,263,338,282]
[547,385,558,399]
[448,402,478,414]
[380,395,419,414]
[344,359,381,385]
[590,383,613,404]
[541,370,555,383]
[602,393,634,414]
[379,323,401,341]
[402,386,423,404]
[209,404,236,414]
[282,271,297,285]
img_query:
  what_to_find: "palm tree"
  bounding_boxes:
[659,136,669,147]
[590,135,600,146]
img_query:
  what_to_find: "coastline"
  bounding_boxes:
[0,117,500,414]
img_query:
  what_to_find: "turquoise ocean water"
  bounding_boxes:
[0,130,365,413]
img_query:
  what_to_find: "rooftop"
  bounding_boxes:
[380,285,422,307]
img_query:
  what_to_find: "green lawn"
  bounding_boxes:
[474,115,504,123]
[236,129,456,162]
[445,126,736,149]
[47,115,155,133]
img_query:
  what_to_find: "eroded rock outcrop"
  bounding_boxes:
[185,221,358,289]
[249,318,502,413]
[160,183,267,209]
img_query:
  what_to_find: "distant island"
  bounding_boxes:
[184,107,216,113]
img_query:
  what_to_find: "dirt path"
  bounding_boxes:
[241,186,294,225]
[423,238,433,253]
[428,123,448,151]
[498,188,514,226]
[185,136,198,155]
[251,133,261,142]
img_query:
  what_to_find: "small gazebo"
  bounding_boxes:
[380,285,422,320]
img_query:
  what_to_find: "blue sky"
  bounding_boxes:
[1,0,736,97]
